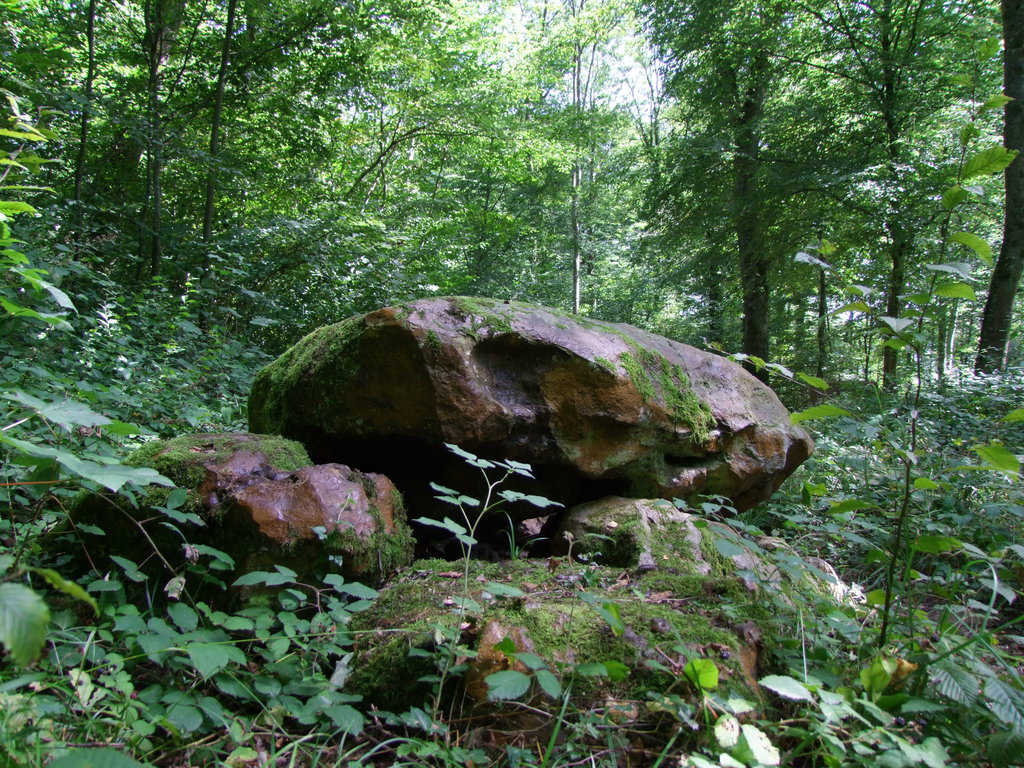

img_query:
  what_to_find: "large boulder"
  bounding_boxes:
[248,298,812,516]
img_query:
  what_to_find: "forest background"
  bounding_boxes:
[2,0,1024,765]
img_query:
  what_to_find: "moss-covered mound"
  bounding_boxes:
[347,557,769,715]
[125,432,311,487]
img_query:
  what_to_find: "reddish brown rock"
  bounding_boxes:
[199,452,413,580]
[248,298,813,516]
[67,434,414,593]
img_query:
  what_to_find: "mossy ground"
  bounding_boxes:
[348,556,766,712]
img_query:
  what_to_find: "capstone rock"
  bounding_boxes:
[248,298,813,518]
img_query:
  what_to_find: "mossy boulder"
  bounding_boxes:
[125,432,312,487]
[554,497,850,600]
[346,558,768,718]
[248,297,813,520]
[65,433,414,600]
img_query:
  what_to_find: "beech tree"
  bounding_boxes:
[977,0,1024,372]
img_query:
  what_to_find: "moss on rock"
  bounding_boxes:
[125,432,311,488]
[347,557,767,712]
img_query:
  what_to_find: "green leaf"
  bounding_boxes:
[165,702,203,733]
[0,583,50,667]
[733,724,780,766]
[48,749,152,768]
[445,443,496,469]
[926,262,974,279]
[759,674,813,701]
[984,677,1024,730]
[913,477,940,490]
[865,588,889,606]
[0,296,71,327]
[949,231,993,264]
[0,201,38,218]
[791,404,853,424]
[513,652,548,671]
[860,656,895,699]
[5,392,111,431]
[831,300,872,316]
[109,556,147,583]
[493,636,517,656]
[960,123,981,146]
[795,372,829,390]
[603,660,630,682]
[972,441,1021,478]
[0,128,46,141]
[331,581,379,599]
[988,730,1024,768]
[931,661,978,705]
[534,668,561,698]
[186,643,246,678]
[413,515,469,535]
[880,316,914,335]
[714,538,748,558]
[0,435,173,492]
[981,94,1013,112]
[942,185,969,209]
[683,658,719,689]
[32,569,97,616]
[714,713,741,749]
[323,704,365,735]
[577,592,624,636]
[483,582,525,597]
[962,146,1018,179]
[167,603,198,632]
[231,571,275,587]
[828,498,876,514]
[497,490,563,508]
[1001,409,1024,423]
[934,282,977,300]
[485,669,531,700]
[913,535,962,554]
[574,662,609,677]
[795,251,831,268]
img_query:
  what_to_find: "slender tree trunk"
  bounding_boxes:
[936,306,948,385]
[976,0,1024,372]
[876,0,913,389]
[200,0,238,279]
[571,165,582,314]
[570,27,584,314]
[731,58,770,382]
[882,220,909,387]
[816,265,828,380]
[73,0,99,252]
[705,259,725,347]
[142,0,185,278]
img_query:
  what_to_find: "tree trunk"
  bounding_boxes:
[570,23,585,315]
[816,265,828,380]
[705,259,725,347]
[200,0,238,279]
[879,2,908,389]
[731,57,770,382]
[142,0,186,278]
[976,0,1024,372]
[936,305,948,385]
[73,0,99,249]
